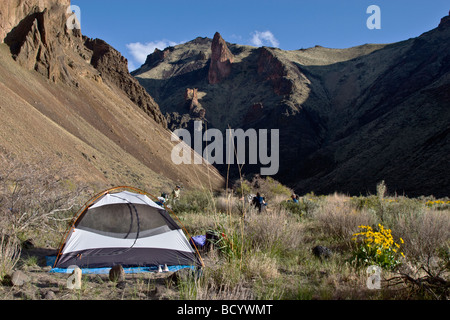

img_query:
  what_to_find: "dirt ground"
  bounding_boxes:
[1,247,181,300]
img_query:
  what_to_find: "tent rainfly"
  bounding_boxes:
[52,187,203,272]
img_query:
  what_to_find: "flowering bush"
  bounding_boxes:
[352,224,405,269]
[425,199,450,210]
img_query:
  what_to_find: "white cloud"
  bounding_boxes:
[126,40,178,66]
[127,60,137,73]
[250,30,280,48]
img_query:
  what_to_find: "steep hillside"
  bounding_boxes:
[133,16,450,197]
[0,1,224,193]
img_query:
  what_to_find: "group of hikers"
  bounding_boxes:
[251,193,267,213]
[155,185,182,207]
[156,186,301,214]
[251,192,301,213]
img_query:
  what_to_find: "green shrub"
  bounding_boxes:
[264,177,292,198]
[350,195,379,211]
[171,189,215,214]
[280,201,305,216]
[251,176,292,200]
[279,197,320,217]
[234,180,252,197]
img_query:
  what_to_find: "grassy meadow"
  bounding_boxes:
[0,167,448,300]
[171,178,449,300]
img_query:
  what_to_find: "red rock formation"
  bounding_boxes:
[208,32,234,84]
[0,0,70,43]
[85,38,167,127]
[3,2,80,83]
[0,0,166,127]
[144,47,174,67]
[185,88,199,111]
[184,88,205,119]
[257,47,292,96]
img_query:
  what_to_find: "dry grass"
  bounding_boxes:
[244,208,304,253]
[312,193,376,241]
[0,231,20,281]
[214,195,248,216]
[0,152,87,237]
[392,207,450,263]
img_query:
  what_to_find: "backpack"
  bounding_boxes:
[253,196,265,206]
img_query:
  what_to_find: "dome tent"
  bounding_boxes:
[52,187,203,273]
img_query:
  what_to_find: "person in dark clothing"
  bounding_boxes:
[252,192,266,213]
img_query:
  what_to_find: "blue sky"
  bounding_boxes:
[70,0,449,71]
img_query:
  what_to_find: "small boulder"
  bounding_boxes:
[44,290,56,300]
[109,265,125,282]
[167,268,196,286]
[11,270,30,287]
[67,267,82,290]
[312,245,333,260]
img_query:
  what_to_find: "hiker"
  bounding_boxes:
[291,194,299,204]
[171,185,181,202]
[252,192,266,213]
[156,194,167,206]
